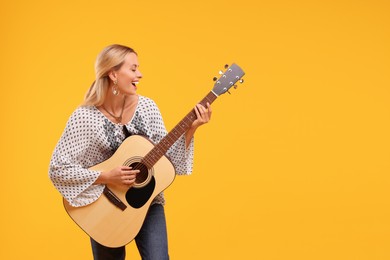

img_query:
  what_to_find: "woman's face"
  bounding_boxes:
[113,52,142,96]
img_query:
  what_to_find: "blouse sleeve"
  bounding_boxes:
[49,109,104,207]
[146,99,194,175]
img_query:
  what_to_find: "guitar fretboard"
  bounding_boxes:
[141,91,218,168]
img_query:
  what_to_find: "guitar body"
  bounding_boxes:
[63,135,176,248]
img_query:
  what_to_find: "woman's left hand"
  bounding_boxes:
[192,102,212,129]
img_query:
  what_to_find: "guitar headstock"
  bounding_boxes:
[212,63,245,96]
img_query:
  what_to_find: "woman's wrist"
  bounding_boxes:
[94,171,108,185]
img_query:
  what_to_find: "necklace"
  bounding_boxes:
[102,97,126,124]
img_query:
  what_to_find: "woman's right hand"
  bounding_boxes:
[95,166,139,187]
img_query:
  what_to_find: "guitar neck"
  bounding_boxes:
[142,91,218,168]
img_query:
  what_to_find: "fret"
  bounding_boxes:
[160,139,171,150]
[165,135,175,146]
[150,153,157,161]
[171,129,181,138]
[187,113,196,121]
[183,117,192,126]
[154,147,164,157]
[178,121,188,131]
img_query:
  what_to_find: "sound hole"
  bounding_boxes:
[129,162,150,187]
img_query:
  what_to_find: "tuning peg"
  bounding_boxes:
[233,85,238,89]
[224,64,229,69]
[239,79,244,84]
[227,90,231,94]
[219,70,224,75]
[213,76,218,81]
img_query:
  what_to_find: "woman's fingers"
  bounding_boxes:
[118,166,139,185]
[195,103,212,124]
[206,102,212,119]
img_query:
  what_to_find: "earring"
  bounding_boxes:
[112,80,119,95]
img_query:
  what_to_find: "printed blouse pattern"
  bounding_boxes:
[49,96,194,207]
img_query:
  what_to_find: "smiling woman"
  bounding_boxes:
[48,44,212,260]
[83,45,140,108]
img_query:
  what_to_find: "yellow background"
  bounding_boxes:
[1,0,389,259]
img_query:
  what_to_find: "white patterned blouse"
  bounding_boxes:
[49,95,194,207]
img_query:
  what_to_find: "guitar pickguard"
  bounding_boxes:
[125,176,156,208]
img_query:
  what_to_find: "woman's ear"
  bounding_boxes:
[108,71,117,82]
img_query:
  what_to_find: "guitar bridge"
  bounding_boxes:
[103,186,127,211]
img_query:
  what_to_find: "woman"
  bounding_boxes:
[49,44,211,260]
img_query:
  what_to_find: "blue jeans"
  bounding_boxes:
[91,204,169,260]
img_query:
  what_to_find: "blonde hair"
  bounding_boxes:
[82,44,137,106]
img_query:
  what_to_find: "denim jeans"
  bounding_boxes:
[91,204,169,260]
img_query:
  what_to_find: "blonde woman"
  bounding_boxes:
[49,44,211,259]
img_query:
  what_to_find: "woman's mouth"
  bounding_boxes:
[132,82,139,89]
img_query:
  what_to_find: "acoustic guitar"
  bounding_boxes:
[63,63,245,247]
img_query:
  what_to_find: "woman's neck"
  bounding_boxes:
[103,94,126,112]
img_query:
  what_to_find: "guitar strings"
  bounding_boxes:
[123,91,218,182]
